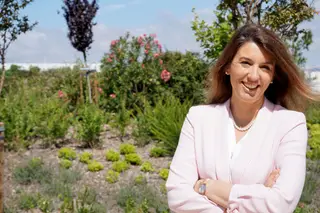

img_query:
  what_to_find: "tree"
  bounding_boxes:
[0,0,37,96]
[191,0,318,67]
[61,0,99,104]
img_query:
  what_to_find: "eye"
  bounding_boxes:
[261,65,271,71]
[240,61,250,65]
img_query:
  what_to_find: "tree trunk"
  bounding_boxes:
[0,122,4,212]
[0,54,6,97]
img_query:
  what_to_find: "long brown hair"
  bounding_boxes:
[206,23,319,112]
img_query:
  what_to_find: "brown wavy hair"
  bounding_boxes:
[206,23,319,112]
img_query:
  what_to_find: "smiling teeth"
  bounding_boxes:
[244,84,258,89]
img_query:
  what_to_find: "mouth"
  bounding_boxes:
[242,82,259,90]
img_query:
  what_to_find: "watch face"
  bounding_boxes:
[199,184,206,195]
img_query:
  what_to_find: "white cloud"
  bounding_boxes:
[102,0,142,12]
[5,9,320,68]
[103,4,126,11]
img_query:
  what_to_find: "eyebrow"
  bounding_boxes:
[238,57,274,65]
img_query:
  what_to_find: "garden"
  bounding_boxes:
[1,31,319,213]
[1,0,320,212]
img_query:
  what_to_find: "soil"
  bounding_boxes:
[4,125,171,212]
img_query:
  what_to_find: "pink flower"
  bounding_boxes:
[158,44,162,49]
[98,87,103,94]
[161,70,171,82]
[140,43,144,47]
[154,39,159,45]
[150,33,157,38]
[138,36,144,44]
[111,40,119,46]
[110,53,114,58]
[159,59,163,65]
[142,64,145,68]
[143,33,147,37]
[153,53,160,58]
[107,58,112,63]
[145,49,149,54]
[146,44,150,50]
[58,90,64,98]
[110,93,116,98]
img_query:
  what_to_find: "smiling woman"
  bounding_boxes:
[166,23,320,213]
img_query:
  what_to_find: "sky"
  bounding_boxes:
[4,0,320,68]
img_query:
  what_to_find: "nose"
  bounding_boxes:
[247,65,260,82]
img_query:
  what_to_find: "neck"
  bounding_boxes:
[230,96,264,128]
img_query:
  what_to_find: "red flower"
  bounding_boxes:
[145,49,149,54]
[98,87,103,94]
[153,53,160,58]
[159,59,163,65]
[161,70,171,82]
[111,40,119,46]
[58,90,64,98]
[110,93,116,98]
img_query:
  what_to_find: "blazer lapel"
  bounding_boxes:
[214,99,232,183]
[233,97,275,183]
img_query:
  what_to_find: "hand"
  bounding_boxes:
[193,179,205,193]
[264,168,280,188]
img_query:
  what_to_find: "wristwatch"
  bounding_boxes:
[199,179,210,195]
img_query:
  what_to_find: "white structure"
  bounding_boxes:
[4,62,103,72]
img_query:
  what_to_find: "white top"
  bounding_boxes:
[228,115,249,170]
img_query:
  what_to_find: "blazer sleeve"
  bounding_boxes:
[166,107,225,213]
[227,112,308,213]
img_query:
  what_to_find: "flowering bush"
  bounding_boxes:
[100,32,208,112]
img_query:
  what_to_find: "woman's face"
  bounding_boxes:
[227,42,275,104]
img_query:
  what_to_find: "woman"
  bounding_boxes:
[165,23,319,213]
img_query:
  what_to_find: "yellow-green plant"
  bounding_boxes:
[79,151,93,164]
[88,160,104,172]
[307,124,320,160]
[149,146,167,157]
[134,174,147,185]
[120,143,136,155]
[59,159,72,169]
[159,168,169,180]
[105,149,120,162]
[106,170,119,183]
[125,153,142,165]
[112,161,130,173]
[140,161,154,172]
[58,147,77,160]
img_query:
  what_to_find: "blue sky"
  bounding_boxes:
[6,0,320,68]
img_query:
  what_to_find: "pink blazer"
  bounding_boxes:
[166,97,308,213]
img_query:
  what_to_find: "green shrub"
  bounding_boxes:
[134,174,147,185]
[140,161,154,172]
[116,183,169,213]
[13,157,52,185]
[35,95,72,147]
[58,147,77,160]
[100,33,207,114]
[125,153,142,165]
[88,160,104,172]
[106,149,120,162]
[136,95,192,156]
[306,124,320,160]
[59,159,72,169]
[120,143,136,155]
[106,170,120,183]
[149,146,167,157]
[159,168,169,180]
[17,192,40,210]
[112,161,130,173]
[80,151,93,164]
[306,102,320,124]
[75,103,105,148]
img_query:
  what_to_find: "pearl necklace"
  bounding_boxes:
[230,109,258,132]
[232,118,256,132]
